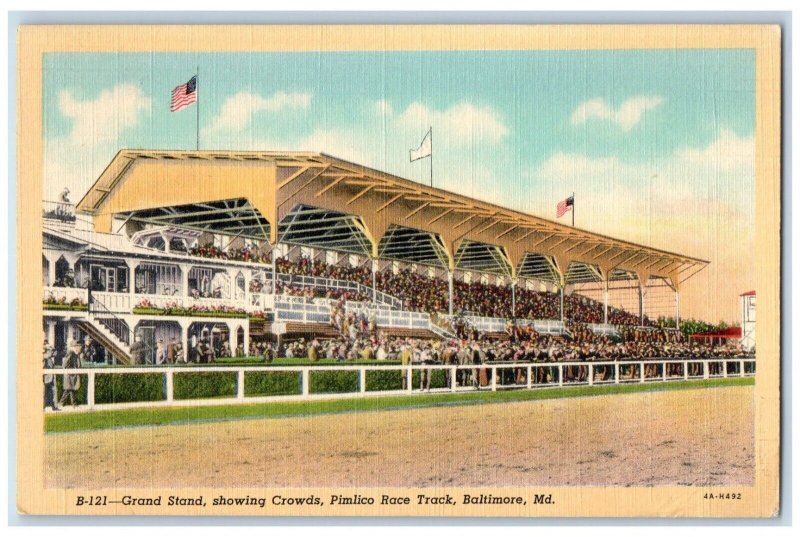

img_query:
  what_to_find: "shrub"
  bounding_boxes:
[95,373,164,404]
[309,370,358,394]
[244,371,301,397]
[174,372,237,400]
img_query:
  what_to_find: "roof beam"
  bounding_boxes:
[314,176,347,197]
[347,185,374,205]
[376,193,405,213]
[405,202,429,220]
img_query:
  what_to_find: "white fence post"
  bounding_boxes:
[722,361,728,378]
[558,364,563,387]
[491,366,497,392]
[588,365,593,386]
[740,360,745,377]
[237,370,245,401]
[451,366,457,392]
[302,369,310,396]
[527,365,532,389]
[359,367,366,393]
[164,369,175,402]
[703,361,709,379]
[407,367,413,392]
[87,371,95,408]
[614,362,620,384]
[639,363,645,383]
[662,362,668,382]
[684,362,689,380]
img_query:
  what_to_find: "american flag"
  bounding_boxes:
[556,195,574,218]
[170,76,197,112]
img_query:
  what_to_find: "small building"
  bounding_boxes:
[740,290,756,351]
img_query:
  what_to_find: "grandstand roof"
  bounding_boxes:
[76,149,709,287]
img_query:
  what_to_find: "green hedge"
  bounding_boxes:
[309,370,359,394]
[133,307,247,318]
[174,372,237,400]
[244,371,301,397]
[50,368,452,405]
[95,373,165,404]
[365,369,448,391]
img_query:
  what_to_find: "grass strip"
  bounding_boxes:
[45,376,754,434]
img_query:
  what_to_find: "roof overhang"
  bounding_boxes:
[77,149,709,285]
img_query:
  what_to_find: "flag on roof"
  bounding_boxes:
[170,75,197,113]
[410,128,432,161]
[556,195,574,218]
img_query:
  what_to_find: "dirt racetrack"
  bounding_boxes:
[46,385,754,488]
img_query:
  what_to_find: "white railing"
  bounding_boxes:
[588,323,619,336]
[42,200,76,223]
[532,319,568,335]
[276,273,402,310]
[43,286,88,307]
[44,357,756,410]
[344,303,432,330]
[248,292,275,311]
[91,291,131,313]
[273,298,334,324]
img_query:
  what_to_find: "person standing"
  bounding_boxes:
[400,344,412,390]
[43,339,59,411]
[58,340,82,407]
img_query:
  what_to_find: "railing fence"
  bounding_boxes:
[44,357,755,411]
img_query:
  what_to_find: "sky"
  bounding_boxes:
[42,49,756,323]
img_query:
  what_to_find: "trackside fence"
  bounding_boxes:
[44,357,755,412]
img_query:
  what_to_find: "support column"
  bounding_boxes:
[46,320,56,346]
[179,263,189,299]
[228,322,237,357]
[511,278,517,318]
[271,245,278,294]
[243,320,250,356]
[448,271,454,316]
[372,258,378,304]
[675,289,681,330]
[559,286,565,323]
[128,259,141,302]
[45,254,56,287]
[180,319,190,364]
[639,283,645,326]
[603,279,609,325]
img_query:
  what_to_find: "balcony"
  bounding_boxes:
[43,200,76,224]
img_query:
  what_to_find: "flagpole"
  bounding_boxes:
[429,127,433,188]
[572,191,575,227]
[195,66,200,151]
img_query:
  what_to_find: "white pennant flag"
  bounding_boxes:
[409,129,432,161]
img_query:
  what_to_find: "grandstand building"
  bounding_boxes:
[42,150,709,365]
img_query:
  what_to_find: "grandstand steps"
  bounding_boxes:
[380,327,441,340]
[75,319,132,365]
[484,331,511,342]
[281,322,341,338]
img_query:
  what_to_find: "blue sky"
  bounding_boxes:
[42,49,756,320]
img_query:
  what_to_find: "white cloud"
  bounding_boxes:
[570,96,664,131]
[374,99,393,116]
[392,101,509,145]
[529,129,755,323]
[44,84,151,203]
[207,90,311,133]
[59,84,151,145]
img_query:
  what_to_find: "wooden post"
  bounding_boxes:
[237,370,245,400]
[165,370,174,402]
[491,366,497,392]
[359,367,366,393]
[87,371,95,408]
[588,364,593,386]
[302,369,310,396]
[451,366,457,392]
[527,365,532,389]
[614,362,620,384]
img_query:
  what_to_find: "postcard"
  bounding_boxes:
[16,24,781,517]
